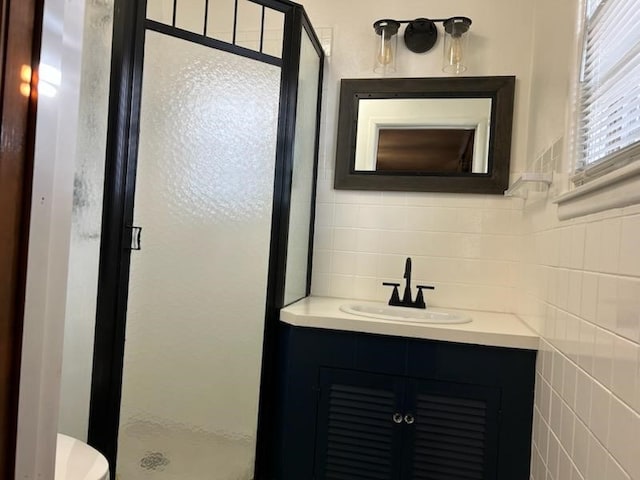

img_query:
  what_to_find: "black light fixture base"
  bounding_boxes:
[443,16,472,37]
[374,19,401,37]
[404,18,438,53]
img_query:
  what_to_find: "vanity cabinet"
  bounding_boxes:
[314,368,500,479]
[273,324,536,480]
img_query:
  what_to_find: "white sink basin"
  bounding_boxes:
[340,303,472,324]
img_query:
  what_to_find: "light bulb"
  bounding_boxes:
[377,38,394,66]
[448,36,463,67]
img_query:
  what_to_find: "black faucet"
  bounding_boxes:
[383,257,434,309]
[402,257,413,305]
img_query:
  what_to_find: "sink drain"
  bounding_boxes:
[140,451,170,471]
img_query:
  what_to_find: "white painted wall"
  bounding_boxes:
[300,0,534,312]
[15,0,85,477]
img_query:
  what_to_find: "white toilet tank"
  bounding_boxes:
[55,434,109,480]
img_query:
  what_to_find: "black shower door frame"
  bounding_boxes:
[87,0,324,476]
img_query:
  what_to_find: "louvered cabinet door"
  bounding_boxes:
[314,368,406,480]
[403,380,501,480]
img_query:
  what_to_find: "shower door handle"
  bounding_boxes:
[128,225,143,251]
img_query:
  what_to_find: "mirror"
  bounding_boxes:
[334,76,515,194]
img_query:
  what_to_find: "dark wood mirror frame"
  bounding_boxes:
[334,76,516,194]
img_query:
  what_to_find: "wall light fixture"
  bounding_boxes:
[373,17,472,75]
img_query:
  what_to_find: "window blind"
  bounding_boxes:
[577,0,640,171]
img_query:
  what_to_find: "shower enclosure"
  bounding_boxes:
[87,1,323,478]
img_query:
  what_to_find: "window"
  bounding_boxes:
[574,0,640,181]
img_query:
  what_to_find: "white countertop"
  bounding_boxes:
[280,297,539,350]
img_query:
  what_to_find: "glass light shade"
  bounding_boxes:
[442,17,471,74]
[373,20,400,74]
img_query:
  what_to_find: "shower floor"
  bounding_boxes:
[116,419,254,480]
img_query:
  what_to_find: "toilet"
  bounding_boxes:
[55,434,110,480]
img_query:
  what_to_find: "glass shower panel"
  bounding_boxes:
[58,0,113,441]
[283,28,321,305]
[116,31,281,479]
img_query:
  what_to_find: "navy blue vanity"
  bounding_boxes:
[273,297,538,480]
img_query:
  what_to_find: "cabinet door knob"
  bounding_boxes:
[392,413,403,424]
[404,414,415,424]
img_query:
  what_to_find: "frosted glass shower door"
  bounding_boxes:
[116,31,281,479]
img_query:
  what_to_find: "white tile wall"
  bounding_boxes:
[511,0,640,475]
[311,166,523,312]
[522,205,640,480]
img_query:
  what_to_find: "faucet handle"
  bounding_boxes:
[382,282,402,306]
[414,285,435,310]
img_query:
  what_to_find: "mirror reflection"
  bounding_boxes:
[354,98,492,174]
[376,128,475,173]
